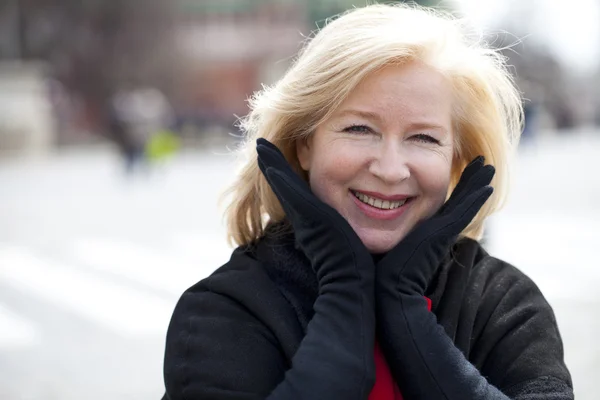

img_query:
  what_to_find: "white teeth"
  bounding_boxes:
[353,191,407,210]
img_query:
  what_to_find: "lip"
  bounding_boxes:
[350,191,413,221]
[351,189,411,201]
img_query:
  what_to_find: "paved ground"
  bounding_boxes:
[0,131,598,399]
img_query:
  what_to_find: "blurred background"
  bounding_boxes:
[0,0,598,399]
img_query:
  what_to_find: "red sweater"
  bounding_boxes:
[369,297,432,400]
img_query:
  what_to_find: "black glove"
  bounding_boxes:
[376,156,510,399]
[257,138,376,399]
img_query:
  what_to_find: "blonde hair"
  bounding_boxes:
[223,3,523,246]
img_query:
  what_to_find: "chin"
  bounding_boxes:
[358,231,402,255]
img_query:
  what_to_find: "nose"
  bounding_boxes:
[368,143,410,184]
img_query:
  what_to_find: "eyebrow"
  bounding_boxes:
[334,109,384,124]
[407,122,448,133]
[334,109,448,132]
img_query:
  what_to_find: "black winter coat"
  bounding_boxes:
[162,229,573,399]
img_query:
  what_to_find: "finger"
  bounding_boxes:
[268,167,352,226]
[457,164,494,200]
[448,156,485,206]
[267,168,317,207]
[256,138,286,165]
[256,137,281,154]
[456,156,485,187]
[446,185,494,234]
[256,138,292,173]
[471,164,495,188]
[257,155,267,176]
[257,143,298,179]
[467,155,485,168]
[443,164,494,214]
[256,139,316,220]
[255,142,295,207]
[265,168,330,230]
[264,167,298,217]
[257,139,352,232]
[259,148,307,194]
[256,141,285,166]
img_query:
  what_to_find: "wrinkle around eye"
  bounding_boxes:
[342,124,375,135]
[420,142,454,162]
[324,131,379,147]
[410,133,440,144]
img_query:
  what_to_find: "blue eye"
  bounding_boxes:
[412,133,440,144]
[342,124,373,134]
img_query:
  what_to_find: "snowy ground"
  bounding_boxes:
[0,131,598,399]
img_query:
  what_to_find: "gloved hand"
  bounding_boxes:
[376,156,510,399]
[257,138,376,399]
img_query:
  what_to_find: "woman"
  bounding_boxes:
[162,4,573,399]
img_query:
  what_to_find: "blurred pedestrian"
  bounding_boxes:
[109,88,145,175]
[109,86,174,175]
[162,4,572,400]
[145,128,180,165]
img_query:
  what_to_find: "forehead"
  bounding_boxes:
[339,62,453,122]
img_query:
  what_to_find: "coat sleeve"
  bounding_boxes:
[468,258,574,399]
[376,251,574,400]
[163,283,289,400]
[163,250,375,400]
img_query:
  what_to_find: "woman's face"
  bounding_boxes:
[297,62,455,253]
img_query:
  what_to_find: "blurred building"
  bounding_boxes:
[170,0,309,134]
[0,61,56,155]
[0,0,444,150]
[8,0,596,151]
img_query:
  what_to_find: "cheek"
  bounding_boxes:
[308,145,364,203]
[431,175,451,207]
[414,151,453,205]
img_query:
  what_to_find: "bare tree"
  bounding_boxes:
[0,0,177,135]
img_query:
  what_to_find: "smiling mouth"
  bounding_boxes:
[351,190,411,210]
